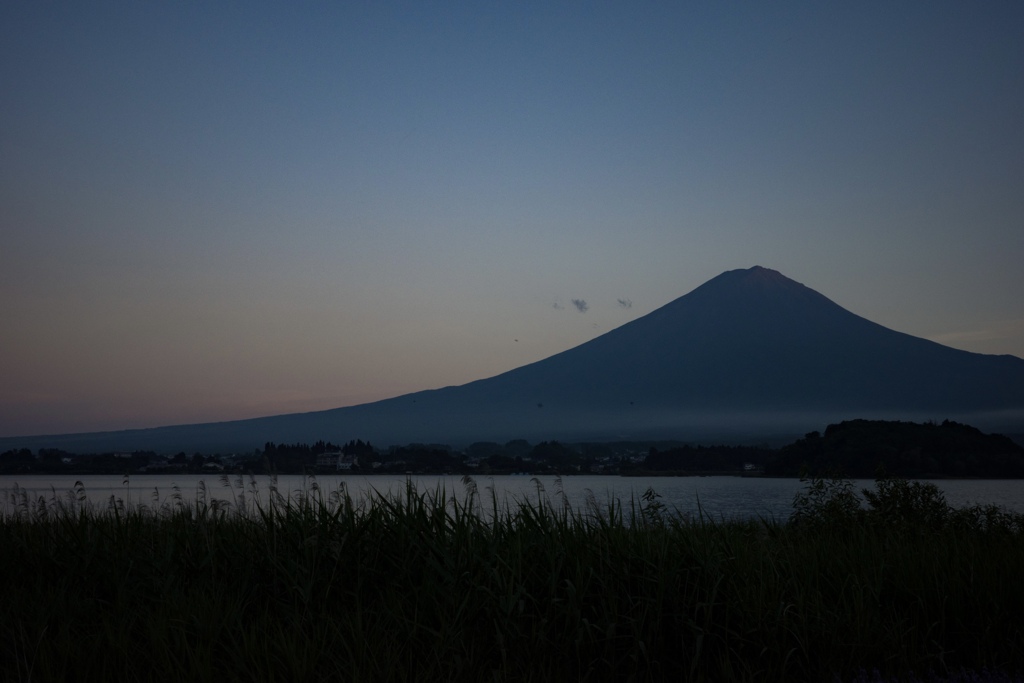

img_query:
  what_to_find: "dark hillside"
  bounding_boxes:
[766,419,1024,478]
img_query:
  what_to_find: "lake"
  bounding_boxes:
[3,473,1024,520]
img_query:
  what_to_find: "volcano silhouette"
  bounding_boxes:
[7,267,1024,451]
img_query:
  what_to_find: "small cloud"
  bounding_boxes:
[617,298,632,309]
[571,298,588,313]
[552,302,564,311]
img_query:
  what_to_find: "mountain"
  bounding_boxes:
[4,266,1024,452]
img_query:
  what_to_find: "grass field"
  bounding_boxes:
[2,475,1023,682]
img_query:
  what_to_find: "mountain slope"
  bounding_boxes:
[5,267,1024,451]
[470,266,1023,410]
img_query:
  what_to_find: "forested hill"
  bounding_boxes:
[764,419,1024,478]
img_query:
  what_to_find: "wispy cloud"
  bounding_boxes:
[571,299,588,313]
[926,318,1024,356]
[617,298,632,309]
[930,330,1000,345]
[929,318,1024,343]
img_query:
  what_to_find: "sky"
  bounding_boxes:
[2,2,1022,438]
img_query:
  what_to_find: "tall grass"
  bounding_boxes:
[1,475,1022,682]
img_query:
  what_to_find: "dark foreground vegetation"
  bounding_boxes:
[3,419,1023,478]
[2,475,1023,682]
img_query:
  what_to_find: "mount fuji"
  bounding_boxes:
[5,267,1023,452]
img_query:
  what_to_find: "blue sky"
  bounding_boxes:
[2,2,1022,437]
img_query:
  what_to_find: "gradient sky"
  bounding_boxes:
[2,2,1022,438]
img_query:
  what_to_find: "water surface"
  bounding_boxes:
[3,473,1022,520]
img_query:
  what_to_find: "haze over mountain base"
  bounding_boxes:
[4,267,1023,453]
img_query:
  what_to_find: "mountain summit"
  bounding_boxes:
[424,265,1024,436]
[5,267,1024,451]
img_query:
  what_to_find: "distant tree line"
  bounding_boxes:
[3,420,1023,478]
[641,444,775,474]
